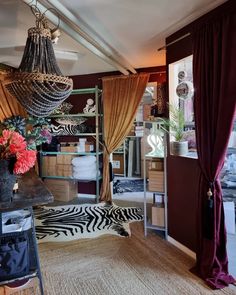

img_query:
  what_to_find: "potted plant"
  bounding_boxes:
[162,103,188,156]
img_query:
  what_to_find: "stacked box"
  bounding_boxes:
[149,159,164,171]
[60,145,77,152]
[152,204,165,227]
[42,156,57,176]
[57,164,73,177]
[43,155,77,177]
[148,170,164,192]
[44,179,77,201]
[56,154,73,165]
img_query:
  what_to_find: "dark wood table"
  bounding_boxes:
[0,170,53,212]
[0,170,53,295]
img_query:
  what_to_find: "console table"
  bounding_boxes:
[0,170,53,295]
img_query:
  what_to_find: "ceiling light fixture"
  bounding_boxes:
[4,2,73,117]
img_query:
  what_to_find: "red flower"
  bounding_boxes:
[13,150,37,174]
[9,131,27,154]
[0,130,12,145]
[0,129,37,175]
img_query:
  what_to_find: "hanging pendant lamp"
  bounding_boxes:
[5,5,73,117]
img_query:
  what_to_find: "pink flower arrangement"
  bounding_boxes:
[0,129,37,174]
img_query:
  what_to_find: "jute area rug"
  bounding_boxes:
[35,203,143,243]
[38,222,236,295]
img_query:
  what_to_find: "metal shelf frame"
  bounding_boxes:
[40,85,103,202]
[143,121,168,239]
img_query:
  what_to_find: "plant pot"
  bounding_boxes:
[170,141,188,156]
[0,159,16,203]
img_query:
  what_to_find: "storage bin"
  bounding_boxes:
[2,210,32,234]
[0,278,36,295]
[0,233,29,281]
[44,179,77,201]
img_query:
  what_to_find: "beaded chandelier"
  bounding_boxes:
[5,6,73,117]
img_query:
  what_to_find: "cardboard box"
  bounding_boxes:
[60,145,77,152]
[57,164,73,177]
[112,154,124,175]
[42,156,57,176]
[148,170,164,192]
[56,154,74,165]
[152,205,165,227]
[0,278,37,295]
[85,142,94,152]
[44,179,77,201]
[149,159,164,171]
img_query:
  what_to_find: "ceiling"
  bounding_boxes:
[0,0,226,76]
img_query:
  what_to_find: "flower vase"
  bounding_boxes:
[0,159,16,203]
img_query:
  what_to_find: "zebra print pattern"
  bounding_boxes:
[50,124,80,135]
[34,203,143,243]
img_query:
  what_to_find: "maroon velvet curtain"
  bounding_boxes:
[192,10,236,289]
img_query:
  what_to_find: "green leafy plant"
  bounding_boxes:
[161,103,186,142]
[1,116,52,150]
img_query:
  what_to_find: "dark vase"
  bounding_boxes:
[0,159,16,203]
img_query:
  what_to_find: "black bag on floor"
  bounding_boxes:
[0,232,29,281]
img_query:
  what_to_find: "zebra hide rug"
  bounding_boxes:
[34,203,143,243]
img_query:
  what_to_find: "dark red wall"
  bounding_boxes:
[166,29,199,253]
[70,66,166,89]
[166,0,236,252]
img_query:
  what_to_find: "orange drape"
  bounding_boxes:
[100,73,150,203]
[0,66,26,121]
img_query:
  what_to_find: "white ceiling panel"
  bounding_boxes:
[0,0,227,75]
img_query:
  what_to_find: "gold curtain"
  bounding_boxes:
[100,73,150,203]
[0,66,26,121]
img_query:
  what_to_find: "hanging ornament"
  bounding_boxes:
[176,81,194,100]
[4,5,73,117]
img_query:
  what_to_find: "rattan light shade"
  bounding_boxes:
[5,17,73,117]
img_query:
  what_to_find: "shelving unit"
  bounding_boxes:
[143,120,168,239]
[39,86,103,202]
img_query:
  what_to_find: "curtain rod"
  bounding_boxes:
[149,71,166,74]
[157,32,191,51]
[98,70,166,79]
